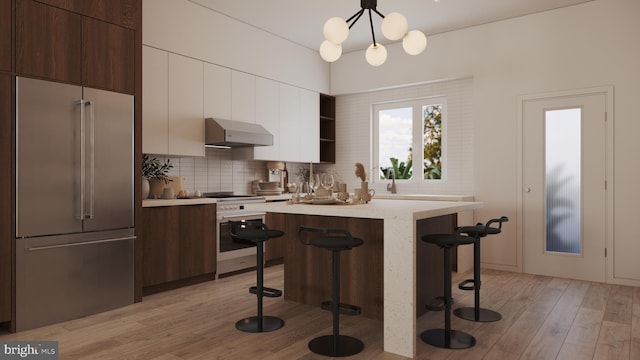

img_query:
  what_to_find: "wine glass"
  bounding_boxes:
[321,173,335,193]
[310,173,320,197]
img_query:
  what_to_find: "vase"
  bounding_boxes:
[148,178,165,199]
[142,177,150,199]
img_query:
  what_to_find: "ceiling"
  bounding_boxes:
[190,0,594,54]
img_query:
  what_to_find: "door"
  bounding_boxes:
[522,92,607,282]
[82,87,134,232]
[17,77,84,237]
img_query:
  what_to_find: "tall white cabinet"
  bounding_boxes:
[142,46,204,156]
[168,54,204,157]
[142,46,169,155]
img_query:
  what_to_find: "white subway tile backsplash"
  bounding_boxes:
[145,150,272,195]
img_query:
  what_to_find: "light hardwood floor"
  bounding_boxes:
[1,265,638,359]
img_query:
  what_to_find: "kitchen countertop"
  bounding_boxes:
[244,198,482,357]
[142,193,472,207]
[142,194,291,207]
[244,198,479,221]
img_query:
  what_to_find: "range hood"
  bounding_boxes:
[205,118,273,148]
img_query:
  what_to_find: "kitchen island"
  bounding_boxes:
[245,198,482,358]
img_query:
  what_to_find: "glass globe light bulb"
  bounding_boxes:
[319,40,342,62]
[402,30,427,55]
[381,12,408,41]
[365,43,387,66]
[323,17,349,44]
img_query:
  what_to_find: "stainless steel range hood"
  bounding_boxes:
[205,118,273,148]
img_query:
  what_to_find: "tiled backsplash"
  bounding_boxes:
[146,149,316,195]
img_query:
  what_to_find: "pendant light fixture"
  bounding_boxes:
[319,0,427,66]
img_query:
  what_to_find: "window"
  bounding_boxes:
[373,97,446,184]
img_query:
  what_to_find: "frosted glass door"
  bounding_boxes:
[522,93,607,282]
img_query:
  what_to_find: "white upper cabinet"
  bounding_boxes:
[203,63,231,120]
[278,83,301,162]
[168,53,204,156]
[300,89,320,163]
[253,77,280,161]
[231,70,256,123]
[142,46,169,154]
[143,47,204,156]
[143,46,319,160]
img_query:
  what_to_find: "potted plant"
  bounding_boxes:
[142,154,173,198]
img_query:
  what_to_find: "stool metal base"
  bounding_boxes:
[235,316,284,333]
[454,307,502,322]
[308,335,364,357]
[420,329,476,349]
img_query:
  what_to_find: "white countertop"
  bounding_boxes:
[142,193,473,208]
[245,198,481,221]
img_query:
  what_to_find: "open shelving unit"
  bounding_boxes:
[319,93,336,163]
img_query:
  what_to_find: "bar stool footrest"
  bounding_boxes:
[458,279,476,291]
[426,296,449,311]
[249,286,282,298]
[321,301,362,315]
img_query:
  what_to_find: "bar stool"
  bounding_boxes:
[230,220,284,333]
[420,225,482,349]
[299,225,365,357]
[454,216,509,323]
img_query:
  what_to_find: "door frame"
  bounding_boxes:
[517,86,614,283]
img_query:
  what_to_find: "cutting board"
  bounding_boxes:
[166,176,184,195]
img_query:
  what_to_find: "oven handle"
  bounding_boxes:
[218,212,266,221]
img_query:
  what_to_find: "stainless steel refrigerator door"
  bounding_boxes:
[16,77,84,237]
[82,88,134,232]
[15,229,135,331]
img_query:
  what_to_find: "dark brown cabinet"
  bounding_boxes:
[16,0,135,94]
[82,16,135,93]
[319,93,336,163]
[16,0,83,84]
[264,212,286,264]
[178,205,216,279]
[142,206,180,287]
[142,205,216,291]
[0,0,11,72]
[0,74,12,325]
[34,0,138,29]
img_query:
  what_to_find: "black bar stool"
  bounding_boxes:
[299,225,364,357]
[454,216,509,323]
[230,220,285,333]
[420,225,481,349]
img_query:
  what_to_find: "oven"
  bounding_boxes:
[206,193,267,277]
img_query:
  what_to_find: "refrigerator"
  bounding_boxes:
[15,77,135,331]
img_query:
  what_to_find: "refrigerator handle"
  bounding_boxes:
[86,100,95,219]
[77,99,86,220]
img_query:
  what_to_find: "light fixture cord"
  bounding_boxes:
[347,9,364,28]
[368,9,377,46]
[345,4,387,47]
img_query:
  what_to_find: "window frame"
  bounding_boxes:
[372,96,448,192]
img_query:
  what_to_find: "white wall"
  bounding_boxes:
[330,0,640,283]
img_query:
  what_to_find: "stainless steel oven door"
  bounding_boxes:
[216,211,265,276]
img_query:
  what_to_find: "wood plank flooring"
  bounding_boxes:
[1,265,638,359]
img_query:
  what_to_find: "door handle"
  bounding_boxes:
[524,187,531,193]
[86,100,95,219]
[77,99,85,220]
